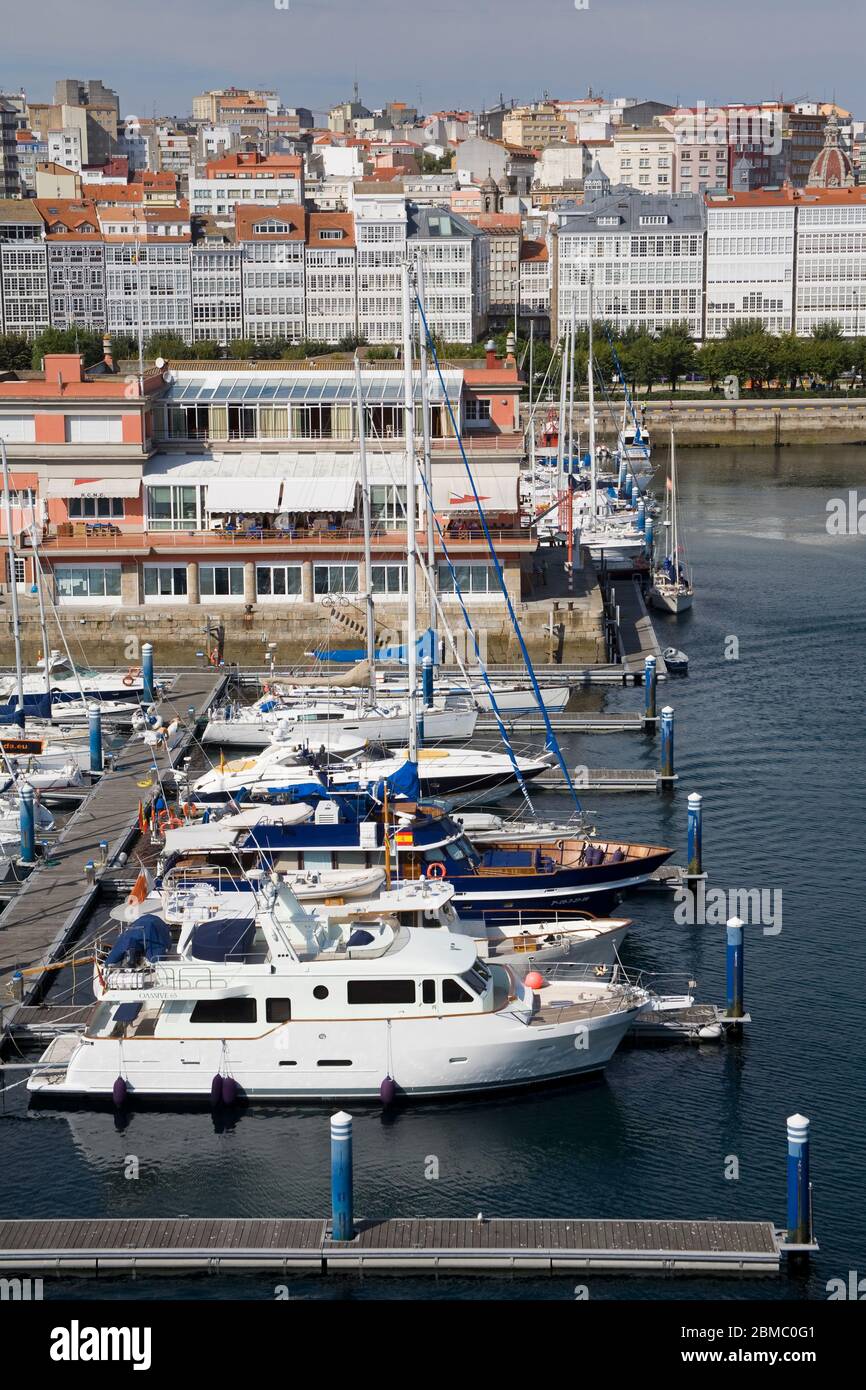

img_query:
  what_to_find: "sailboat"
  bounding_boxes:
[648,427,693,614]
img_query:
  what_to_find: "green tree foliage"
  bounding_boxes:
[0,334,33,371]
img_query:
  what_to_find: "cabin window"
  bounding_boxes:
[422,979,436,1004]
[442,978,473,1004]
[317,1059,353,1067]
[190,998,257,1023]
[461,967,489,996]
[266,998,292,1022]
[347,980,416,1005]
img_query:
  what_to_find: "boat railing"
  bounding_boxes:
[475,908,622,930]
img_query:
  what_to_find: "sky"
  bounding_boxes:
[3,0,865,119]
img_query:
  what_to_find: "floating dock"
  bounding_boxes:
[0,671,226,1036]
[0,1215,786,1275]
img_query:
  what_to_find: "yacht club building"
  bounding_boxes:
[0,346,529,618]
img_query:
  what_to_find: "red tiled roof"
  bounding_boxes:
[306,211,355,247]
[234,203,305,240]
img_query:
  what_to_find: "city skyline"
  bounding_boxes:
[3,0,864,118]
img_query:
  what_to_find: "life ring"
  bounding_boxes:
[425,862,446,880]
[157,809,182,832]
[122,675,135,687]
[208,648,219,666]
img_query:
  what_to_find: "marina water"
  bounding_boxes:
[2,444,864,1301]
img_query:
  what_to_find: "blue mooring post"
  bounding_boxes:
[618,456,628,497]
[422,655,434,708]
[786,1113,812,1247]
[643,654,657,725]
[659,704,675,781]
[645,515,654,556]
[629,479,638,506]
[142,642,155,704]
[687,791,703,877]
[330,1110,354,1242]
[725,916,744,1019]
[88,703,103,775]
[19,783,35,865]
[636,500,646,534]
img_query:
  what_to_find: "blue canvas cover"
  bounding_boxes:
[189,918,257,962]
[106,914,173,965]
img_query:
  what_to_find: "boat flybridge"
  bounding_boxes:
[28,877,650,1102]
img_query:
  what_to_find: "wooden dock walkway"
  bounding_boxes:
[610,580,668,680]
[535,767,661,792]
[0,671,226,1010]
[477,712,646,733]
[0,1214,784,1274]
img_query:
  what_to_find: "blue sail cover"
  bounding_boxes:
[371,759,421,804]
[0,692,52,723]
[314,627,439,666]
[106,914,173,965]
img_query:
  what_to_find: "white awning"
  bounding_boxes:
[42,475,142,499]
[206,477,283,512]
[280,474,358,512]
[431,461,519,513]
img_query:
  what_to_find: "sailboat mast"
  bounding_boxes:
[354,352,376,701]
[1,439,25,727]
[671,426,678,580]
[416,259,436,630]
[567,298,576,475]
[556,319,567,507]
[588,275,597,520]
[28,499,51,700]
[401,261,418,763]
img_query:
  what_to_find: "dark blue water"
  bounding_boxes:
[2,445,865,1301]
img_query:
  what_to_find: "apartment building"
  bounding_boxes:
[501,103,570,149]
[795,189,866,336]
[100,205,192,339]
[352,184,407,344]
[36,199,106,331]
[408,206,489,343]
[704,191,795,337]
[519,239,550,333]
[469,212,520,328]
[192,89,279,124]
[189,152,304,218]
[237,204,305,343]
[0,199,50,336]
[47,127,83,175]
[0,100,21,198]
[597,127,676,195]
[304,212,357,345]
[190,219,243,345]
[553,189,705,338]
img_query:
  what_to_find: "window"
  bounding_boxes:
[266,998,292,1022]
[464,398,491,424]
[200,564,244,598]
[0,416,36,443]
[144,565,188,600]
[0,488,36,511]
[146,484,203,531]
[55,565,121,602]
[347,980,416,1005]
[437,563,500,596]
[65,415,124,444]
[68,497,124,520]
[189,998,257,1023]
[256,563,302,599]
[314,563,359,596]
[422,979,436,1005]
[369,483,406,526]
[370,563,408,595]
[442,978,473,1004]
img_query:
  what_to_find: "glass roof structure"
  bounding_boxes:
[163,371,464,406]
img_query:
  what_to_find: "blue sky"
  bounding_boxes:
[3,0,863,119]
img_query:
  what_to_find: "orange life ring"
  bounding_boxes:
[425,862,446,879]
[209,648,219,666]
[122,675,135,687]
[157,809,182,832]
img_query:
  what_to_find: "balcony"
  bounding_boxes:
[32,521,534,555]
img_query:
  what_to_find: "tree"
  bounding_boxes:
[30,327,104,369]
[188,339,221,360]
[144,333,191,361]
[654,323,696,392]
[0,334,32,371]
[227,337,256,359]
[808,335,847,389]
[695,341,724,391]
[810,319,844,341]
[622,333,659,394]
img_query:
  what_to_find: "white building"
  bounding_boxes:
[190,152,304,218]
[100,206,192,338]
[705,192,795,337]
[554,187,705,338]
[795,191,866,336]
[47,128,83,175]
[0,199,50,336]
[351,185,407,344]
[304,212,357,345]
[408,206,489,343]
[237,205,306,344]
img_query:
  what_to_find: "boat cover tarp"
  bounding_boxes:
[189,918,257,963]
[0,693,53,722]
[106,914,173,965]
[313,629,439,666]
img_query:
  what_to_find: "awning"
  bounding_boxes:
[280,474,358,511]
[431,461,519,513]
[206,477,283,512]
[42,475,142,499]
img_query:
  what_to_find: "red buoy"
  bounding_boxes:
[524,971,545,991]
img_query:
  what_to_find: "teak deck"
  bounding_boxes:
[0,1215,784,1274]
